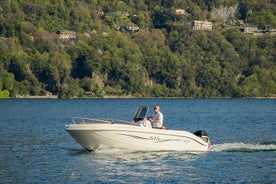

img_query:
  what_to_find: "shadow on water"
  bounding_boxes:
[66,148,90,156]
[67,148,211,167]
[67,146,209,153]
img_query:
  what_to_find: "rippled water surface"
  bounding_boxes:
[1,99,275,183]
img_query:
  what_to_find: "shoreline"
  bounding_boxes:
[2,95,276,99]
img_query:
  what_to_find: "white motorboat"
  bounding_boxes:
[65,107,211,152]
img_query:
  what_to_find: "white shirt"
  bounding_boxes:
[151,112,163,128]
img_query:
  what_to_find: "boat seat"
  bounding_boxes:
[152,125,166,130]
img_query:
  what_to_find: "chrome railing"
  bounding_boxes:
[72,117,131,124]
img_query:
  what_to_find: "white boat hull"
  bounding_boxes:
[65,122,210,152]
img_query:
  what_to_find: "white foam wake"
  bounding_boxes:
[211,142,276,152]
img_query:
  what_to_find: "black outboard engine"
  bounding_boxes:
[194,130,210,145]
[194,130,210,148]
[194,130,208,137]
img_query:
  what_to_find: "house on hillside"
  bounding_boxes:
[236,20,245,26]
[126,25,139,32]
[119,24,139,32]
[192,20,212,30]
[56,30,76,40]
[175,8,189,16]
[242,26,256,34]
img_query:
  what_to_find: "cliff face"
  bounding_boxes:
[211,4,239,21]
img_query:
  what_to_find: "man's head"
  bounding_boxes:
[154,105,160,113]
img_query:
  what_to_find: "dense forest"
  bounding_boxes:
[0,0,275,98]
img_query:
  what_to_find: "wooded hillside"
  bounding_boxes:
[0,0,275,98]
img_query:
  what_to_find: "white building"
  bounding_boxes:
[192,20,212,30]
[56,30,76,40]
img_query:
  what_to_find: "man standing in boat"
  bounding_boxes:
[148,105,164,129]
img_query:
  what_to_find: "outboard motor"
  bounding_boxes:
[194,130,211,148]
[194,130,208,137]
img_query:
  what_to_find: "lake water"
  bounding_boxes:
[0,99,275,183]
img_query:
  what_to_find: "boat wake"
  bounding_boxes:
[211,142,276,152]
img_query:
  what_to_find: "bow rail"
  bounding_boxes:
[72,117,133,124]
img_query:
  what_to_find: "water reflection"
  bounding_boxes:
[64,147,208,183]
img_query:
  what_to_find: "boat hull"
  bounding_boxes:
[65,123,210,152]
